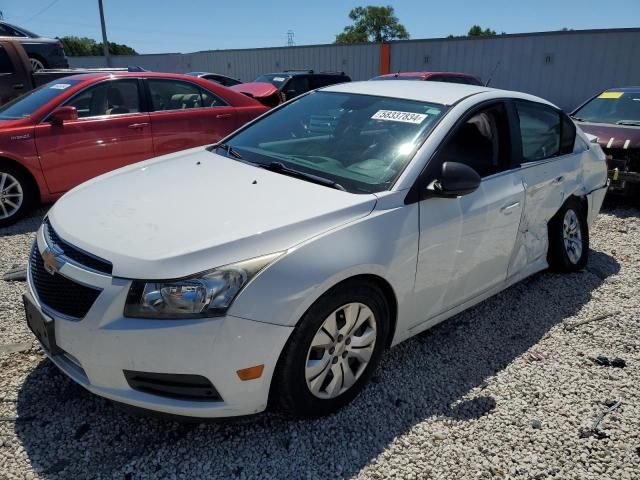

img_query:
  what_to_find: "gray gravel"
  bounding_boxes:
[1,202,639,480]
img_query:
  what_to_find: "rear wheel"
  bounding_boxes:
[273,280,389,418]
[548,198,589,272]
[0,165,36,228]
[29,57,46,71]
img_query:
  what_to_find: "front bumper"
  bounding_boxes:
[26,227,293,418]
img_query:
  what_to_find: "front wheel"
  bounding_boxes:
[273,280,389,418]
[0,166,35,228]
[547,198,589,272]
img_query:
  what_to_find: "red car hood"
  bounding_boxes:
[230,82,280,99]
[577,122,640,150]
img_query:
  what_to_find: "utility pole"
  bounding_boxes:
[287,30,295,47]
[98,0,111,67]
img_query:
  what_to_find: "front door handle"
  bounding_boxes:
[12,83,24,90]
[215,113,232,119]
[128,122,149,129]
[552,175,565,185]
[500,202,520,215]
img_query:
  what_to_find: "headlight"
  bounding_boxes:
[124,252,282,319]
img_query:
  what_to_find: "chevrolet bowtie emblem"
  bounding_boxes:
[42,248,63,275]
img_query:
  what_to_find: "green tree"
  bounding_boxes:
[467,25,497,37]
[335,5,409,44]
[58,36,138,56]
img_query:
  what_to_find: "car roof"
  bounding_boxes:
[322,80,552,107]
[602,86,640,93]
[322,80,491,105]
[58,72,216,82]
[376,71,476,79]
[262,71,348,77]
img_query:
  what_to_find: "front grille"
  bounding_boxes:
[29,246,102,318]
[123,371,222,401]
[44,219,113,275]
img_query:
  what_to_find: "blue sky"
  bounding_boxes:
[2,0,640,54]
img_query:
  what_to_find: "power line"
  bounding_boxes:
[23,0,61,23]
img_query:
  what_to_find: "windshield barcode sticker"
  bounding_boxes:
[272,77,286,82]
[50,83,71,90]
[371,110,428,124]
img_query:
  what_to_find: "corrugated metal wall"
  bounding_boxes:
[389,29,640,110]
[69,28,640,110]
[70,43,380,82]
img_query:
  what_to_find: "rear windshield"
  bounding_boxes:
[255,74,290,88]
[573,91,640,125]
[0,79,81,120]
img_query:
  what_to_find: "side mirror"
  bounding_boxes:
[50,106,78,125]
[428,161,481,198]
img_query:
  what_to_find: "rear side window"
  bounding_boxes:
[0,46,13,73]
[516,101,561,161]
[147,79,226,111]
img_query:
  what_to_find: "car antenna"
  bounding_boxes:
[485,60,501,87]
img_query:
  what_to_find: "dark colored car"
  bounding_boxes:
[0,72,269,226]
[254,70,351,100]
[185,72,242,87]
[0,21,68,70]
[571,87,640,196]
[371,71,483,86]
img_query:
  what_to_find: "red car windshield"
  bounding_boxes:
[573,91,640,126]
[0,79,81,120]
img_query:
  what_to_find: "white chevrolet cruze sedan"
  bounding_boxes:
[24,81,608,419]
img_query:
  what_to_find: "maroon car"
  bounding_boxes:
[571,87,640,196]
[370,71,483,85]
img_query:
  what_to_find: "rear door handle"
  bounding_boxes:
[12,83,24,90]
[128,122,149,129]
[215,113,232,119]
[552,175,565,185]
[500,202,520,215]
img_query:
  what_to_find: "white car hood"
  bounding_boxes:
[48,147,377,279]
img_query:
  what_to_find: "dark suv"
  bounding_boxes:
[0,21,68,70]
[254,70,351,100]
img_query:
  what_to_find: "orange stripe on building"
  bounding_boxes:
[379,43,391,75]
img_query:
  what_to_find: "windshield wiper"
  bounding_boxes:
[258,161,346,191]
[570,115,586,122]
[213,142,243,159]
[616,120,640,126]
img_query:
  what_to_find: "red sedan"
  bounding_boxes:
[0,72,269,226]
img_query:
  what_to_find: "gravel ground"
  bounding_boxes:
[0,201,639,480]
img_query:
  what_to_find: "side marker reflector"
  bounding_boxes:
[237,364,264,381]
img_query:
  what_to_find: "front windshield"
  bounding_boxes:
[0,79,81,120]
[573,91,640,125]
[220,91,447,193]
[255,74,290,89]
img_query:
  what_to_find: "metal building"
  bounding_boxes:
[70,28,640,110]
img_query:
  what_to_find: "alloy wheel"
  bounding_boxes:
[0,172,24,220]
[30,58,45,71]
[305,302,377,399]
[563,209,582,264]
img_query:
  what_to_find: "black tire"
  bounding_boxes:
[0,163,36,228]
[547,197,589,272]
[272,280,389,418]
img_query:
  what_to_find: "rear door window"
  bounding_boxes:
[0,46,13,73]
[515,101,562,161]
[147,79,226,111]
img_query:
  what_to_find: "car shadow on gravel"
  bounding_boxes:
[14,250,620,479]
[0,207,47,237]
